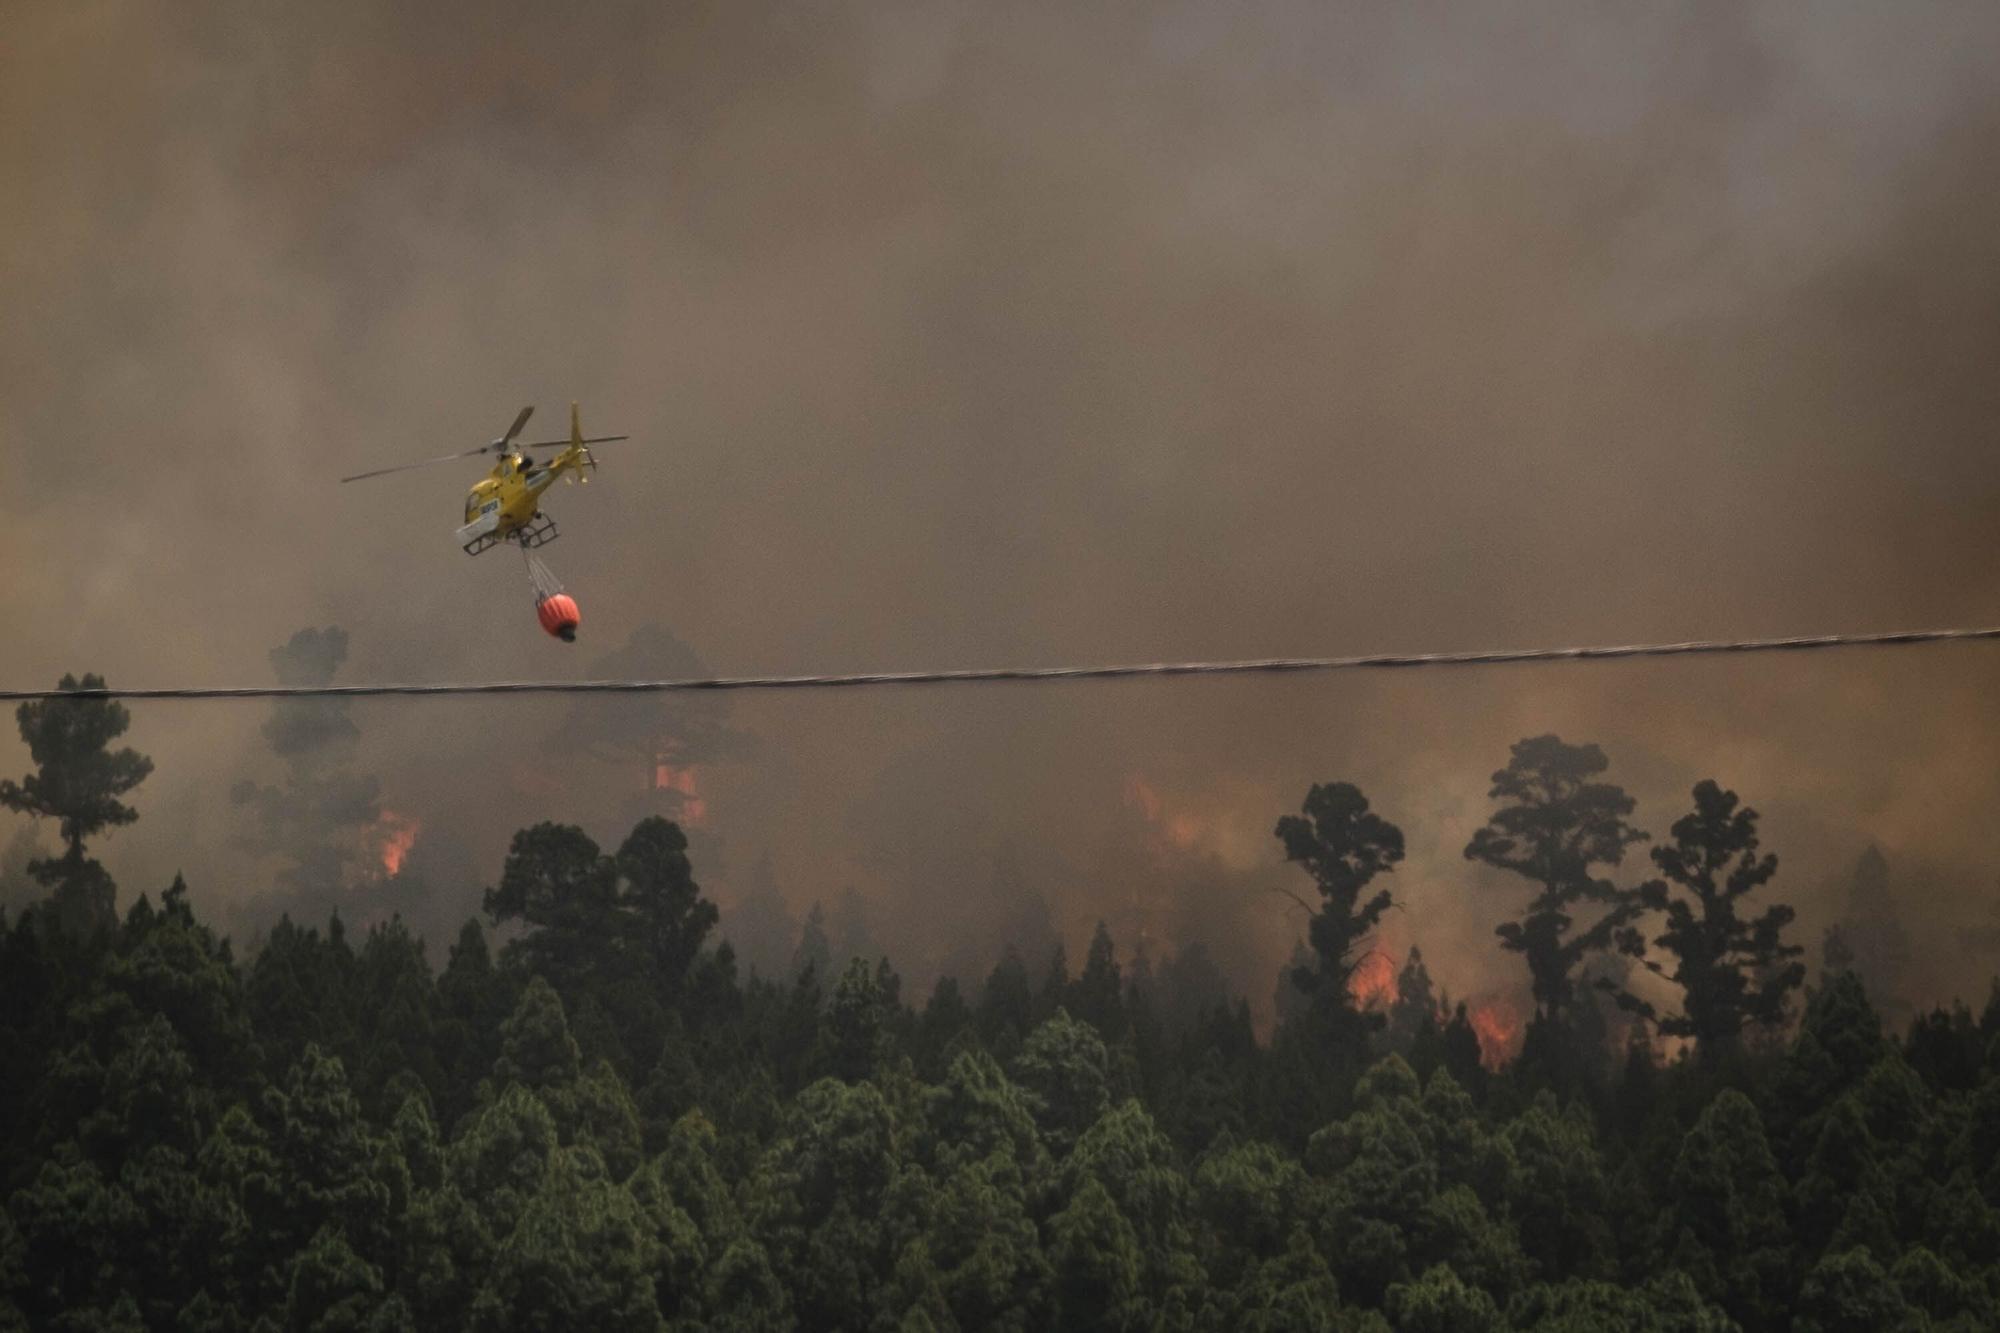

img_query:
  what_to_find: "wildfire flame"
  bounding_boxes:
[1347,951,1395,1009]
[1468,998,1524,1070]
[376,810,421,877]
[653,760,709,825]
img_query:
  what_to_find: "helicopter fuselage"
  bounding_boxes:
[456,445,589,553]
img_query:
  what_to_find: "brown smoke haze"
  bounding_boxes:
[6,2,2000,1023]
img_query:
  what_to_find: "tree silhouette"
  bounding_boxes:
[0,672,153,936]
[1463,736,1646,1020]
[790,901,832,985]
[1634,781,1805,1060]
[615,816,717,996]
[482,823,619,997]
[1389,946,1440,1051]
[1071,921,1127,1043]
[1274,781,1404,1015]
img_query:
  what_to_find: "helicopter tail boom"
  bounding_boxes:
[537,401,612,481]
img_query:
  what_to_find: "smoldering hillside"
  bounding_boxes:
[5,2,2000,1024]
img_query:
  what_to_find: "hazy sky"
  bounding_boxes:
[6,2,2000,1020]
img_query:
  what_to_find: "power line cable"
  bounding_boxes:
[5,624,2000,702]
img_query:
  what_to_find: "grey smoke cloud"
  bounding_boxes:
[4,2,2000,1019]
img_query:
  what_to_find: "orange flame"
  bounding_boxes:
[653,761,709,825]
[1348,951,1395,1009]
[1468,998,1523,1070]
[376,810,421,877]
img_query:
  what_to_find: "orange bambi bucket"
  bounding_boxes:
[536,593,580,642]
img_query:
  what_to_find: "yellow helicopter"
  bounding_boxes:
[340,402,629,555]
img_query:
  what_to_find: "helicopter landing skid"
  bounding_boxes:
[511,513,559,550]
[461,512,558,556]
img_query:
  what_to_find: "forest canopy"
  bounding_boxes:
[1,692,1995,1331]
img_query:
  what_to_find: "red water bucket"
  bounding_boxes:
[537,593,580,641]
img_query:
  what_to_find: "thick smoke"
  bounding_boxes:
[5,3,2000,1021]
[228,627,382,924]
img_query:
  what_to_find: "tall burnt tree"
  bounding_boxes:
[1463,735,1646,1021]
[1274,782,1404,1025]
[1633,781,1804,1060]
[0,673,153,937]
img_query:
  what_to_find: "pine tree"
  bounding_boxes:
[1013,1011,1112,1158]
[744,1078,903,1329]
[1384,1264,1505,1333]
[915,977,973,1081]
[1071,922,1127,1043]
[790,902,832,985]
[979,947,1036,1058]
[1634,781,1805,1061]
[482,822,619,996]
[1273,781,1404,1020]
[1047,1176,1145,1331]
[0,673,153,936]
[1389,947,1440,1050]
[494,977,583,1094]
[819,956,889,1084]
[614,815,716,994]
[352,917,444,1121]
[436,919,508,1126]
[1037,943,1072,1025]
[1463,736,1646,1021]
[1440,1004,1487,1102]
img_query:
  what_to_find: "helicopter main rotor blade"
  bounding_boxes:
[338,443,502,483]
[342,406,544,482]
[518,435,633,449]
[496,405,534,446]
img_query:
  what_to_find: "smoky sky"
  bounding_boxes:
[6,1,2000,1018]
